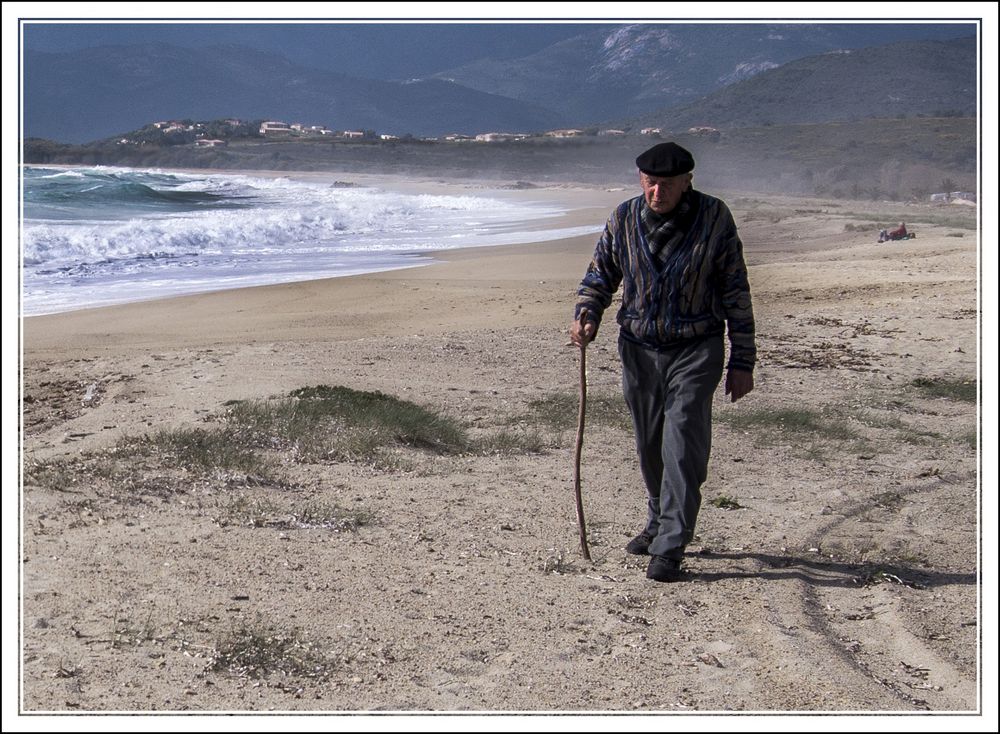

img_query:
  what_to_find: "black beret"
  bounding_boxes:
[635,142,695,177]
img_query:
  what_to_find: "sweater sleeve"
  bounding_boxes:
[575,207,625,337]
[715,206,757,372]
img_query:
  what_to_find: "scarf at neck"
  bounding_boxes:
[641,191,695,264]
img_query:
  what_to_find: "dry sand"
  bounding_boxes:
[17,175,987,719]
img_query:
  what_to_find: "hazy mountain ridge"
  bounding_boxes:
[625,37,976,131]
[431,24,976,124]
[24,43,565,143]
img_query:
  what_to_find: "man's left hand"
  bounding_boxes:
[725,368,754,403]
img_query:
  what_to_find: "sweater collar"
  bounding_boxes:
[641,189,694,230]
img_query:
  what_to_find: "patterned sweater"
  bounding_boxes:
[575,190,756,372]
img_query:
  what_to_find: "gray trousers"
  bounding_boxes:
[619,334,725,559]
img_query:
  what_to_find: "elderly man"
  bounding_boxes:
[570,142,756,582]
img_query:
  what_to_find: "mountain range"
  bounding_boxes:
[23,24,977,144]
[23,43,564,144]
[429,24,974,124]
[625,37,976,130]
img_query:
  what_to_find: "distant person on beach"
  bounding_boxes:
[569,141,756,583]
[879,222,909,242]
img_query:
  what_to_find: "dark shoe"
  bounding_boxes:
[646,554,685,583]
[625,531,655,555]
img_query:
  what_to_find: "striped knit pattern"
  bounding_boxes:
[576,191,756,372]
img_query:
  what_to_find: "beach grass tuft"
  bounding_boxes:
[25,427,283,505]
[832,208,976,230]
[720,406,858,442]
[224,385,469,465]
[135,427,269,475]
[849,407,944,446]
[524,392,579,432]
[718,405,863,461]
[854,566,927,590]
[476,425,549,456]
[872,490,906,511]
[26,385,479,506]
[23,456,87,492]
[910,376,977,403]
[957,429,977,451]
[472,389,629,455]
[213,494,377,532]
[709,495,745,510]
[512,392,632,442]
[213,494,280,528]
[539,551,579,575]
[210,619,335,681]
[284,500,376,532]
[520,390,632,434]
[110,606,158,650]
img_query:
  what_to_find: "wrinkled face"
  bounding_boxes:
[640,171,693,215]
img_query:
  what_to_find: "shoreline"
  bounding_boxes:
[21,164,617,320]
[22,229,603,356]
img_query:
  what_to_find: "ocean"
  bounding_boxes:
[21,166,598,316]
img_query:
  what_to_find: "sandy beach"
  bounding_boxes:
[19,174,983,715]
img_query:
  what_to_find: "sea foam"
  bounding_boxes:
[22,166,598,315]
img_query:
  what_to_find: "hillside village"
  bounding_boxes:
[115,117,707,147]
[27,113,975,206]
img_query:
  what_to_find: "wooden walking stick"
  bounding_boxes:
[573,309,593,561]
